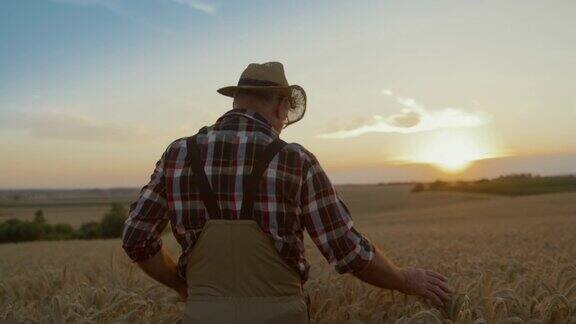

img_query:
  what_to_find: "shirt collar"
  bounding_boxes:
[217,108,280,137]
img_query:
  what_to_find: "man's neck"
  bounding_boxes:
[232,106,281,133]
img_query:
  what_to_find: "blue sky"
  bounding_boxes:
[1,0,575,188]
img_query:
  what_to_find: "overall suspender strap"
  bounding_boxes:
[187,130,288,221]
[186,132,221,219]
[240,137,288,220]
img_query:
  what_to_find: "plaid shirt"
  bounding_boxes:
[122,108,374,282]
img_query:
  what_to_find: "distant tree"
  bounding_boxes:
[34,209,46,223]
[0,218,79,242]
[497,173,537,180]
[0,219,44,243]
[412,183,425,193]
[430,180,448,190]
[44,223,74,240]
[100,203,128,238]
[0,219,22,242]
[76,222,102,239]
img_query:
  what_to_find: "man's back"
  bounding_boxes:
[121,63,451,322]
[122,107,374,283]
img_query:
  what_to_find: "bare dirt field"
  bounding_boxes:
[1,185,575,323]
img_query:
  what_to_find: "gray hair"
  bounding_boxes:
[233,89,282,107]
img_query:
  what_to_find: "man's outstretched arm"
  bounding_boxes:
[298,147,451,306]
[352,245,452,306]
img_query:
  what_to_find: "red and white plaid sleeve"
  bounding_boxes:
[121,146,171,262]
[299,149,374,274]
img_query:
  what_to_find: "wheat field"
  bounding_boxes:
[1,185,575,323]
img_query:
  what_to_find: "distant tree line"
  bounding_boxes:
[411,174,576,196]
[0,203,128,243]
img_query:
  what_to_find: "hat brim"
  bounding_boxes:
[217,84,307,127]
[217,85,303,98]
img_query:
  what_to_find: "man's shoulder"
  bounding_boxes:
[163,127,213,156]
[282,142,320,166]
[283,141,308,154]
[160,136,190,161]
[161,132,320,167]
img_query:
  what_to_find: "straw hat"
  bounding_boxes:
[217,62,307,127]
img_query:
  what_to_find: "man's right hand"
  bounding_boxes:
[399,266,452,306]
[353,245,452,307]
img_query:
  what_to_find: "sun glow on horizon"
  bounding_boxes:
[395,131,499,174]
[421,132,495,173]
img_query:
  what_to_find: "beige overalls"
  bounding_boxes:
[182,134,309,323]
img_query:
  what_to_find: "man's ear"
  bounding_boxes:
[274,97,289,120]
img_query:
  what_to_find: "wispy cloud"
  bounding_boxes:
[50,0,218,15]
[49,0,120,10]
[318,90,489,139]
[31,111,149,142]
[47,0,219,35]
[48,0,176,34]
[1,110,149,143]
[380,89,393,96]
[171,0,217,15]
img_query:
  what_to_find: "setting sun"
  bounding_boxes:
[412,131,494,173]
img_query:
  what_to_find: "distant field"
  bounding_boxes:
[0,185,487,228]
[0,189,137,227]
[420,174,576,196]
[0,202,133,228]
[2,185,575,322]
[336,184,490,216]
[0,197,135,209]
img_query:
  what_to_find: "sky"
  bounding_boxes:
[1,0,575,188]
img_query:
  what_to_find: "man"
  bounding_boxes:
[122,62,451,323]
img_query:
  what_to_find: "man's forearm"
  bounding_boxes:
[136,246,188,296]
[353,244,452,306]
[353,245,405,291]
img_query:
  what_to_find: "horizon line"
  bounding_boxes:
[1,172,575,192]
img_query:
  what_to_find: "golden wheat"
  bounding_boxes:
[1,188,575,323]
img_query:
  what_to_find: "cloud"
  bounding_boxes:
[318,92,489,139]
[388,109,421,128]
[381,89,393,96]
[49,0,119,10]
[50,0,218,15]
[171,0,217,14]
[1,110,149,143]
[47,0,176,34]
[47,0,219,34]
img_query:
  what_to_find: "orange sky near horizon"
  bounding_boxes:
[1,0,575,189]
